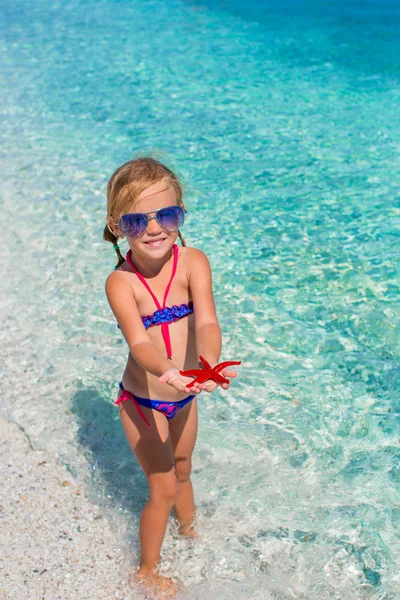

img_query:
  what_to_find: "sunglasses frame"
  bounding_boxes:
[117,205,187,239]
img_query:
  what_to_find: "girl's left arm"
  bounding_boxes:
[188,249,238,391]
[188,248,222,365]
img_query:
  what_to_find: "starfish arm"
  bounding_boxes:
[180,369,205,377]
[193,372,212,383]
[186,372,212,387]
[209,369,230,385]
[214,360,242,374]
[199,355,213,370]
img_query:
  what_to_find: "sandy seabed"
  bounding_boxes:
[0,411,134,600]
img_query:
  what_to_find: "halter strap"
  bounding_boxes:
[125,245,179,359]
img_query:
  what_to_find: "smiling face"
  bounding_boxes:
[122,179,180,259]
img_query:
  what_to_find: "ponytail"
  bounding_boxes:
[177,230,186,247]
[103,225,125,269]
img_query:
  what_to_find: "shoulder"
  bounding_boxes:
[105,267,136,300]
[179,246,212,285]
[179,246,210,270]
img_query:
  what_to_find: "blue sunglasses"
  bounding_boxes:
[118,205,186,239]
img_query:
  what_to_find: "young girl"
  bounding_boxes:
[104,157,238,596]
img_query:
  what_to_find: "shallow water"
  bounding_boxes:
[1,0,399,597]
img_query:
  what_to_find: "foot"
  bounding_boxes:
[133,568,178,599]
[179,523,198,537]
[177,514,198,538]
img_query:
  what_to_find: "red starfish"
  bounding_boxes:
[180,356,241,388]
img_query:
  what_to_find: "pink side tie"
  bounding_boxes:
[115,390,151,426]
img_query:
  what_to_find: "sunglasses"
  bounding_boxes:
[118,205,186,239]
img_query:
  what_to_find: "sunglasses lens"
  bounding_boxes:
[119,213,147,238]
[157,206,184,231]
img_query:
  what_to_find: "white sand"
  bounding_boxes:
[0,412,134,600]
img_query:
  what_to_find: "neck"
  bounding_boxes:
[127,245,175,278]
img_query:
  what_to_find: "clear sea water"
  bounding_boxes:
[1,0,399,598]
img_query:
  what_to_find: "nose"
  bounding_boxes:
[146,214,163,235]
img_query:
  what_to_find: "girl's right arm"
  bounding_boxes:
[105,271,199,393]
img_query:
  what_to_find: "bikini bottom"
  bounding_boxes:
[115,382,195,427]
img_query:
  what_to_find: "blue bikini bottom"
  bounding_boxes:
[115,382,195,426]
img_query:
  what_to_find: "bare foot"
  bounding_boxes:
[179,524,198,537]
[133,569,178,599]
[177,515,198,538]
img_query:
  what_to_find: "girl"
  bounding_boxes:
[104,157,238,596]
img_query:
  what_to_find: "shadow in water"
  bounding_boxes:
[70,385,147,519]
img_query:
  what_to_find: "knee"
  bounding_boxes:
[175,457,192,484]
[149,474,179,507]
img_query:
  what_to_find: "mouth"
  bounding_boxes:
[143,237,167,248]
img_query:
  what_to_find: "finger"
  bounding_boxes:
[190,384,201,393]
[185,379,201,390]
[205,384,218,393]
[188,378,200,387]
[221,369,237,378]
[183,380,200,393]
[180,383,195,394]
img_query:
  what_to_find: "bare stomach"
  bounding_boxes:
[120,319,199,401]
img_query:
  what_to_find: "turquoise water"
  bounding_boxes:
[1,0,399,597]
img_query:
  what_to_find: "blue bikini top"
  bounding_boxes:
[141,301,194,329]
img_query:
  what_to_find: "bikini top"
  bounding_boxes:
[125,244,194,359]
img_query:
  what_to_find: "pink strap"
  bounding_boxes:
[125,245,178,359]
[115,390,151,427]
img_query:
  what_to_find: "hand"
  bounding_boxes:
[195,363,238,393]
[158,368,203,394]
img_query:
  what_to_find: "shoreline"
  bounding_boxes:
[0,411,133,600]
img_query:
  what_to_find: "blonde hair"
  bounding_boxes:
[104,157,186,268]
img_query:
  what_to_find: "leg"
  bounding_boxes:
[169,398,198,535]
[118,399,177,572]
